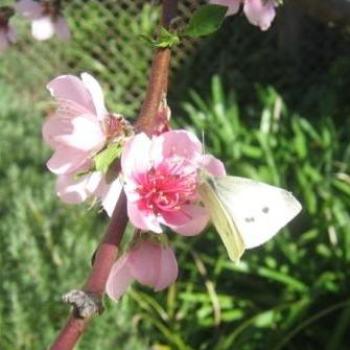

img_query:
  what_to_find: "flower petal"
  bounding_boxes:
[128,241,160,287]
[55,174,91,203]
[151,130,202,166]
[56,115,105,151]
[31,16,55,41]
[106,255,133,301]
[243,0,276,31]
[201,154,226,176]
[121,133,152,177]
[127,201,162,233]
[209,0,241,16]
[47,146,90,175]
[81,73,107,120]
[96,176,123,217]
[47,75,95,114]
[154,246,178,291]
[167,205,209,236]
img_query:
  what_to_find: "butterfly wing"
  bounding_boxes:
[198,178,245,262]
[214,176,302,249]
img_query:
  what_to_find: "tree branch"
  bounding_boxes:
[49,1,178,349]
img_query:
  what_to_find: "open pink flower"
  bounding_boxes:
[209,0,277,31]
[106,239,178,301]
[0,7,16,53]
[43,73,124,214]
[15,0,70,41]
[121,130,226,235]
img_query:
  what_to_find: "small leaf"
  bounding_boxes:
[94,143,122,173]
[139,28,180,48]
[154,27,180,48]
[184,4,227,38]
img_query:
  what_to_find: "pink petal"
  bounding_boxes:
[166,205,209,236]
[55,174,91,203]
[95,176,122,217]
[201,154,226,176]
[83,171,104,194]
[81,73,107,120]
[47,146,90,175]
[209,0,242,16]
[154,246,178,291]
[128,241,160,287]
[55,115,105,151]
[31,16,55,41]
[121,133,152,177]
[47,75,96,115]
[14,0,43,20]
[127,201,162,233]
[54,16,71,41]
[151,130,202,166]
[243,0,276,31]
[106,255,133,301]
[43,113,104,152]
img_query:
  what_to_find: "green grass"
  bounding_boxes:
[0,75,349,349]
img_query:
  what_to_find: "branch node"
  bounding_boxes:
[62,289,104,319]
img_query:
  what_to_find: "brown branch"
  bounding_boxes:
[49,1,178,349]
[135,0,177,134]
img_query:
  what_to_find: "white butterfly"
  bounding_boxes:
[199,175,302,262]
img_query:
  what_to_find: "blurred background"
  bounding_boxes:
[1,0,350,349]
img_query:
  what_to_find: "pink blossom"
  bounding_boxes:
[209,0,277,31]
[106,239,178,300]
[43,73,124,214]
[121,130,226,235]
[15,0,70,41]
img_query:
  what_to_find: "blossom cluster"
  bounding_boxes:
[43,69,302,300]
[43,72,226,300]
[0,0,70,54]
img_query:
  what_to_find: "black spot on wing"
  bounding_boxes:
[262,206,269,214]
[245,217,255,223]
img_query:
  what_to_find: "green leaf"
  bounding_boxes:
[94,142,122,173]
[154,27,180,48]
[139,28,180,48]
[184,4,227,38]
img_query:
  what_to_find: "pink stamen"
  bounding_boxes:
[136,160,197,214]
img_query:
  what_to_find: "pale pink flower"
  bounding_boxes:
[43,73,123,214]
[121,130,226,235]
[106,239,178,301]
[15,0,70,41]
[209,0,277,31]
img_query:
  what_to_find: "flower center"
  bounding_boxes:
[136,159,197,214]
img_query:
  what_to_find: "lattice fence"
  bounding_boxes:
[1,0,349,117]
[0,0,207,116]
